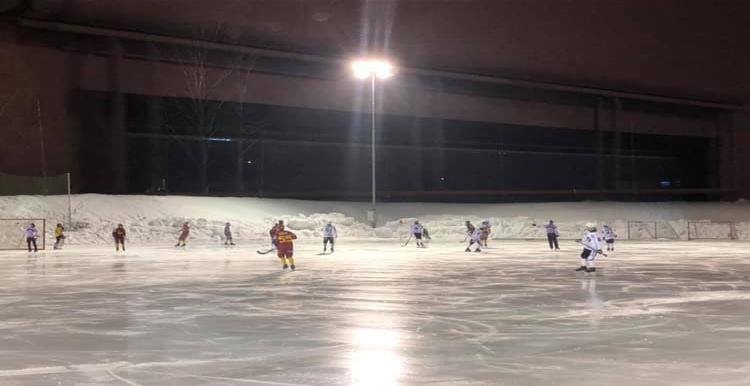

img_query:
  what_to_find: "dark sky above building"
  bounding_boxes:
[21,0,750,103]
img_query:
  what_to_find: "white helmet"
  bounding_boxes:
[585,222,597,231]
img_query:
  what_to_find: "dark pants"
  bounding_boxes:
[323,237,334,250]
[27,237,37,252]
[547,234,559,249]
[115,237,125,251]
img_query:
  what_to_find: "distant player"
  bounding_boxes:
[465,220,475,234]
[275,223,298,270]
[533,220,560,250]
[224,222,235,246]
[322,222,337,253]
[53,223,65,250]
[480,220,491,247]
[576,223,602,272]
[25,223,39,252]
[269,220,283,248]
[175,222,189,247]
[601,224,616,251]
[112,224,126,251]
[465,226,483,252]
[411,220,426,248]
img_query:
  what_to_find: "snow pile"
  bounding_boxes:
[2,194,750,246]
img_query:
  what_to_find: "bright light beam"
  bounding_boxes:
[351,59,395,79]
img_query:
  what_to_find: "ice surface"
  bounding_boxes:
[1,240,749,385]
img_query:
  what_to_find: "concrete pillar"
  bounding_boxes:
[613,98,623,190]
[109,38,127,193]
[595,98,605,191]
[235,141,245,193]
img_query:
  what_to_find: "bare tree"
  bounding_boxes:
[156,24,264,193]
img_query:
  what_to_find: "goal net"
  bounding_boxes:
[627,221,656,240]
[0,219,46,250]
[687,221,737,240]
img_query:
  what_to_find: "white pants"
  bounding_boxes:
[580,248,598,268]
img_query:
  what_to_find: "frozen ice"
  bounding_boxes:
[1,239,749,385]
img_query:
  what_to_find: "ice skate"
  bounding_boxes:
[576,266,587,271]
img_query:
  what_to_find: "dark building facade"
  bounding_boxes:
[1,1,749,201]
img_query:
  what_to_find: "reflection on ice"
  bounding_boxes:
[350,328,402,386]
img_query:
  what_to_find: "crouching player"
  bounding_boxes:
[576,223,602,273]
[276,223,298,271]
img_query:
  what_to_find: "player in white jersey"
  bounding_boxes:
[601,224,616,251]
[411,221,426,248]
[576,223,602,272]
[322,222,337,252]
[479,220,491,247]
[465,227,483,252]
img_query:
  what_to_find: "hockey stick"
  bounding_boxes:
[401,234,412,247]
[575,241,608,257]
[256,247,276,255]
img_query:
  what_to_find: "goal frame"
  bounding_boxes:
[687,221,737,240]
[627,221,657,240]
[0,218,46,250]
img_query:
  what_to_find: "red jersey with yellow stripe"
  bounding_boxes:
[276,230,297,251]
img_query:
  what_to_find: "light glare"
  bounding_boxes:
[351,59,395,79]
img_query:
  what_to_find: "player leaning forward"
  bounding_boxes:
[576,223,602,272]
[276,223,298,270]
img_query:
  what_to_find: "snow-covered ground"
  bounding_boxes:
[1,240,749,385]
[1,195,750,248]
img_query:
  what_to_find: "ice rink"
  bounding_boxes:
[1,239,750,385]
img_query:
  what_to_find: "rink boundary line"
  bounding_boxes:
[0,343,349,378]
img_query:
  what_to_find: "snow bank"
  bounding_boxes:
[1,194,750,245]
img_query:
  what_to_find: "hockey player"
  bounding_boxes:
[601,224,617,251]
[411,220,426,248]
[322,222,337,253]
[25,223,39,252]
[112,224,126,252]
[224,222,235,246]
[275,223,298,270]
[576,223,602,272]
[53,223,65,249]
[269,220,283,248]
[465,226,483,252]
[532,220,560,250]
[175,222,189,247]
[480,220,492,247]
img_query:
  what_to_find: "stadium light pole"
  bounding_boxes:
[351,59,394,228]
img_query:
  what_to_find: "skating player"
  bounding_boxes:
[53,223,65,249]
[465,226,483,252]
[275,223,298,270]
[269,220,284,248]
[533,220,560,250]
[112,224,126,251]
[175,222,189,247]
[25,223,39,252]
[224,222,235,246]
[322,222,337,253]
[601,224,617,251]
[480,220,492,247]
[412,220,426,248]
[576,223,602,272]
